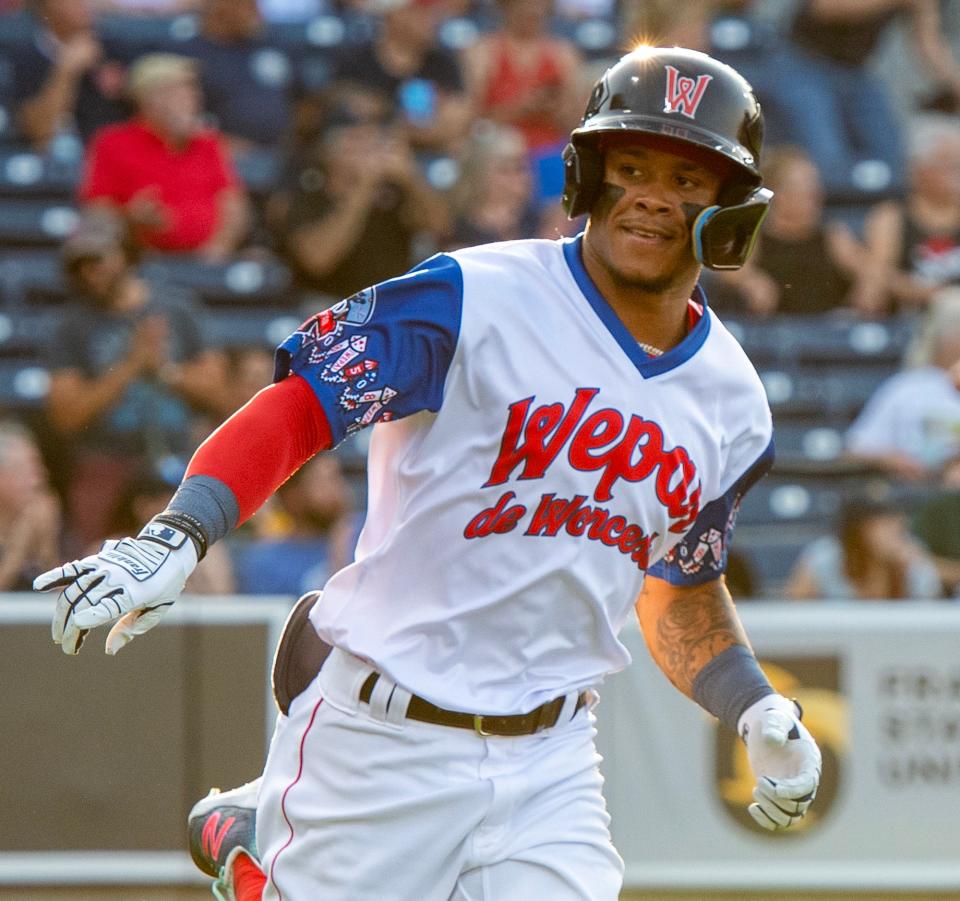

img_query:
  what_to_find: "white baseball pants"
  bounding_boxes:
[256,647,624,900]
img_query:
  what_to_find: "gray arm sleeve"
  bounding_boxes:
[165,474,241,547]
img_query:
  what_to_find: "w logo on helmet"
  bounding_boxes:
[663,66,713,119]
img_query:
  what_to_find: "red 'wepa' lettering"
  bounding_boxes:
[485,390,700,532]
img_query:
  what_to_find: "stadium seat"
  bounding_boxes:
[96,13,198,52]
[0,199,77,248]
[139,256,294,306]
[772,418,847,464]
[201,308,303,349]
[0,101,26,148]
[0,148,81,199]
[0,11,34,50]
[0,306,62,356]
[780,315,912,365]
[725,314,914,367]
[234,146,283,196]
[731,524,821,596]
[758,362,894,418]
[0,359,50,409]
[0,249,70,308]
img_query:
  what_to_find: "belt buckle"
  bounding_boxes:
[473,714,492,736]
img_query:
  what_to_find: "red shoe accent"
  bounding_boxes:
[234,852,268,901]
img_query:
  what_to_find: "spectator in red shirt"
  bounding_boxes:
[78,53,250,260]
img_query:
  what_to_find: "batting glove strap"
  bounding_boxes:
[738,693,822,832]
[143,512,208,560]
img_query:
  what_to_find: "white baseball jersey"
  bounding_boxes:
[274,235,773,715]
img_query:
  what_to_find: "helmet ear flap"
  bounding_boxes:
[692,187,772,270]
[562,140,604,219]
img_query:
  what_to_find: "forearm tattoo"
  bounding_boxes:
[644,580,749,697]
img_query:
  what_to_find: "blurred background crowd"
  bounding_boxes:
[0,0,958,602]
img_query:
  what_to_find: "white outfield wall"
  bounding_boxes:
[2,597,959,890]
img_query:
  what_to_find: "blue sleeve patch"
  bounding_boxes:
[648,437,774,586]
[274,254,464,445]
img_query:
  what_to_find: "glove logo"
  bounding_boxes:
[715,656,847,836]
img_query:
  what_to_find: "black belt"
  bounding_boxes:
[359,673,588,737]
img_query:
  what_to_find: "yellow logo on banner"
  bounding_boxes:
[715,657,849,835]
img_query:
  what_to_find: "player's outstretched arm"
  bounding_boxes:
[36,375,333,655]
[636,575,821,831]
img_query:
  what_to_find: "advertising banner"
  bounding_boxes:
[595,602,960,891]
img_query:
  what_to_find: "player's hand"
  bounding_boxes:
[34,521,198,656]
[738,694,821,831]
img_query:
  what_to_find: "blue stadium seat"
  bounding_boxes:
[737,477,846,528]
[0,148,81,198]
[737,469,892,528]
[758,362,895,418]
[234,146,283,196]
[725,314,914,367]
[0,358,50,409]
[0,249,70,305]
[0,306,62,356]
[138,256,293,305]
[732,524,821,596]
[772,418,847,464]
[96,13,198,51]
[780,315,912,365]
[0,199,77,248]
[0,11,34,50]
[0,100,26,148]
[202,308,303,349]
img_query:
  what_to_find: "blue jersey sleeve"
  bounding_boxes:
[647,438,774,586]
[273,254,464,445]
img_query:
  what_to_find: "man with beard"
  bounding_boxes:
[47,210,231,551]
[38,48,820,901]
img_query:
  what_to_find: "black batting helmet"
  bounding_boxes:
[562,47,770,270]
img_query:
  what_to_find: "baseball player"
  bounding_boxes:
[36,47,821,901]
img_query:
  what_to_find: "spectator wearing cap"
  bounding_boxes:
[9,0,132,149]
[47,211,232,550]
[331,0,471,155]
[180,0,303,154]
[281,106,448,298]
[78,53,250,260]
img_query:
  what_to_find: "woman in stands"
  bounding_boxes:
[785,494,942,601]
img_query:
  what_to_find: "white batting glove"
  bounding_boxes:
[35,521,199,656]
[739,693,821,831]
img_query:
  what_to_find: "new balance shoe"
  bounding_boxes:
[188,777,260,878]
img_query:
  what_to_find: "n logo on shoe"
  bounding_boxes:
[202,811,237,862]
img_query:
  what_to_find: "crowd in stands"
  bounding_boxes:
[0,0,959,602]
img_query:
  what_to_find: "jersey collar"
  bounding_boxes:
[561,232,711,378]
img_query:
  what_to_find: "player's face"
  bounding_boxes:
[584,140,728,294]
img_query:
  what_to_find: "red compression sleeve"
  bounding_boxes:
[186,374,333,524]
